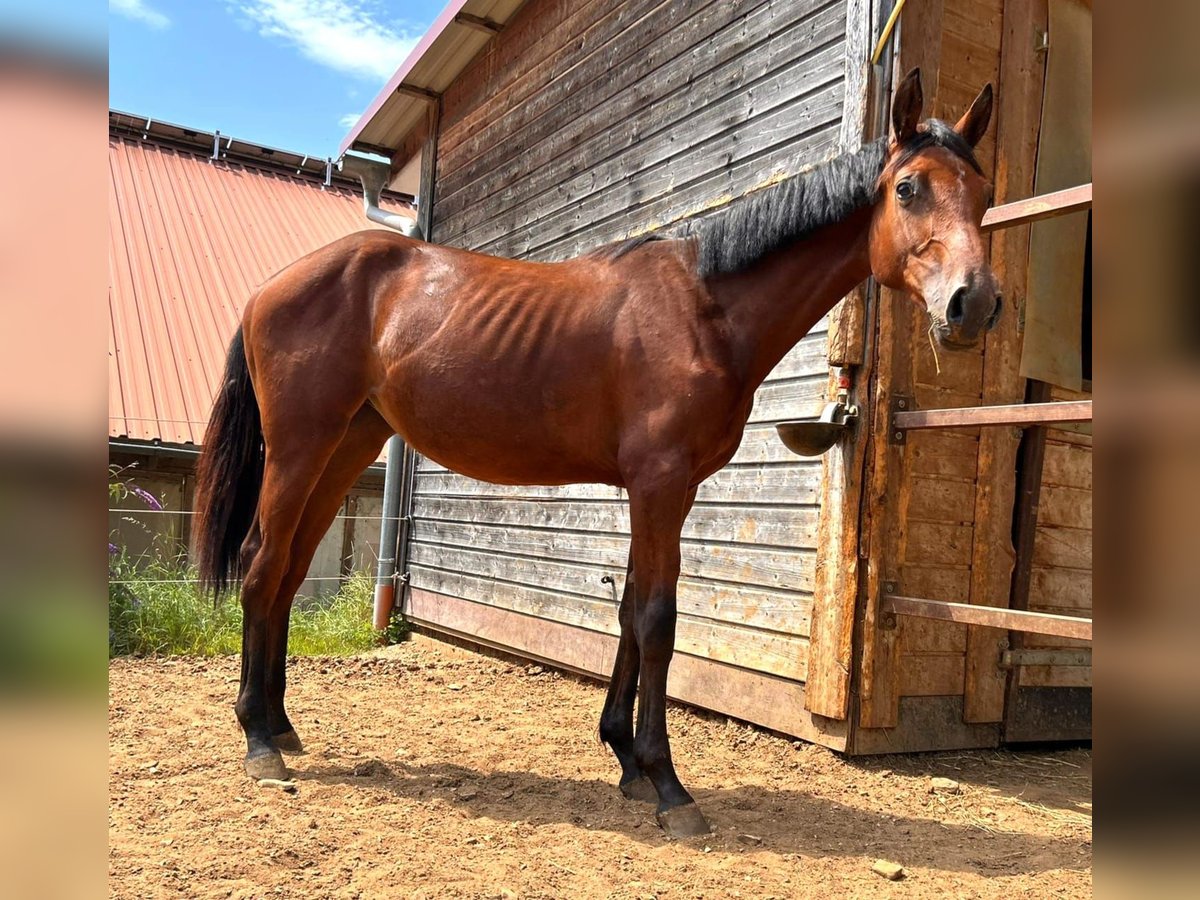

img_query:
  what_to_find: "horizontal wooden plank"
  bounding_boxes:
[884,595,1092,641]
[894,400,1092,431]
[1019,631,1092,650]
[410,518,817,599]
[901,617,967,655]
[440,0,737,193]
[445,13,848,250]
[408,495,820,549]
[1029,566,1092,612]
[906,475,977,524]
[439,0,845,229]
[527,125,844,261]
[913,340,984,393]
[405,588,847,749]
[906,431,981,479]
[899,653,965,697]
[981,184,1092,232]
[1031,525,1092,570]
[414,458,824,506]
[501,82,844,260]
[765,332,830,380]
[409,535,814,613]
[904,522,975,568]
[439,0,608,139]
[1037,484,1092,531]
[408,565,809,680]
[1040,441,1092,491]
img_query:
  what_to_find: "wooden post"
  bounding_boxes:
[803,0,874,721]
[857,289,912,729]
[963,0,1049,724]
[806,346,871,719]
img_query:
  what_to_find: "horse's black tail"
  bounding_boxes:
[193,327,263,598]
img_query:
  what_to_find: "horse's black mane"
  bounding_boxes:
[696,119,982,277]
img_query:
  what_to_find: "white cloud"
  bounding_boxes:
[111,0,170,29]
[236,1,421,82]
[339,112,362,129]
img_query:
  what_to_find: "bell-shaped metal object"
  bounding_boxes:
[775,400,859,457]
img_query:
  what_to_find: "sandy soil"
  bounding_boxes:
[109,637,1091,899]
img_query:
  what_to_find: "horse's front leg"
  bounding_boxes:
[628,470,710,837]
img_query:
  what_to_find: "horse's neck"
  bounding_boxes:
[707,206,874,388]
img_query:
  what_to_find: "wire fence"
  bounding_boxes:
[109,505,389,589]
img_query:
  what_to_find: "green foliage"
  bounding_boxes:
[108,554,384,658]
[108,464,398,658]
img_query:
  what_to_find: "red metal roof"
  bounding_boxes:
[109,122,414,446]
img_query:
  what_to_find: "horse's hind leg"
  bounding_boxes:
[264,406,394,754]
[599,553,655,801]
[236,410,361,781]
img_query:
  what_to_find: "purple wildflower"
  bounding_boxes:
[109,542,119,556]
[130,485,163,511]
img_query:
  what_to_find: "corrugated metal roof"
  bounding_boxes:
[338,0,529,160]
[109,121,414,446]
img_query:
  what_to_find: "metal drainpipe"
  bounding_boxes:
[338,154,422,238]
[372,435,406,632]
[337,155,416,633]
[340,136,434,633]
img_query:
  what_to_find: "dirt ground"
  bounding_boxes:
[109,637,1091,899]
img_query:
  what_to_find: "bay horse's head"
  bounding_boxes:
[870,69,1000,349]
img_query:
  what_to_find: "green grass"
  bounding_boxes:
[109,552,387,657]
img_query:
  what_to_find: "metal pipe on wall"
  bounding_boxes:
[338,154,422,238]
[372,435,406,632]
[341,120,437,633]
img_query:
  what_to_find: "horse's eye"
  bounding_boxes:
[896,180,916,204]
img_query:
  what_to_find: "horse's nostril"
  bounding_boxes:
[947,287,967,325]
[987,295,1003,328]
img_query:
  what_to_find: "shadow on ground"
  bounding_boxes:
[293,757,1089,876]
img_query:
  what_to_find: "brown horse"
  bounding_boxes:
[194,70,998,837]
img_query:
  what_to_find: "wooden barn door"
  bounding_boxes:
[847,0,1094,753]
[1001,0,1092,742]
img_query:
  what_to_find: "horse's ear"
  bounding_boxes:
[891,68,923,144]
[954,83,993,147]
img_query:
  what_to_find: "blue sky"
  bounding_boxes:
[109,1,445,158]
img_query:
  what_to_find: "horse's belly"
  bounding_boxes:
[371,368,620,487]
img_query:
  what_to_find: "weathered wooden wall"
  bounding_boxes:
[433,0,850,258]
[856,0,1010,741]
[854,0,1091,751]
[1022,385,1092,690]
[405,0,854,704]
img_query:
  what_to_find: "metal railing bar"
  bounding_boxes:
[893,400,1092,431]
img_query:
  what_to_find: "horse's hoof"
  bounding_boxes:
[619,775,658,803]
[656,803,712,838]
[244,748,289,781]
[272,729,304,754]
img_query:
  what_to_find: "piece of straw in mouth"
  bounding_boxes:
[927,320,942,375]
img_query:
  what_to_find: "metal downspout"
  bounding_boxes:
[338,154,422,238]
[343,102,439,634]
[372,436,406,631]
